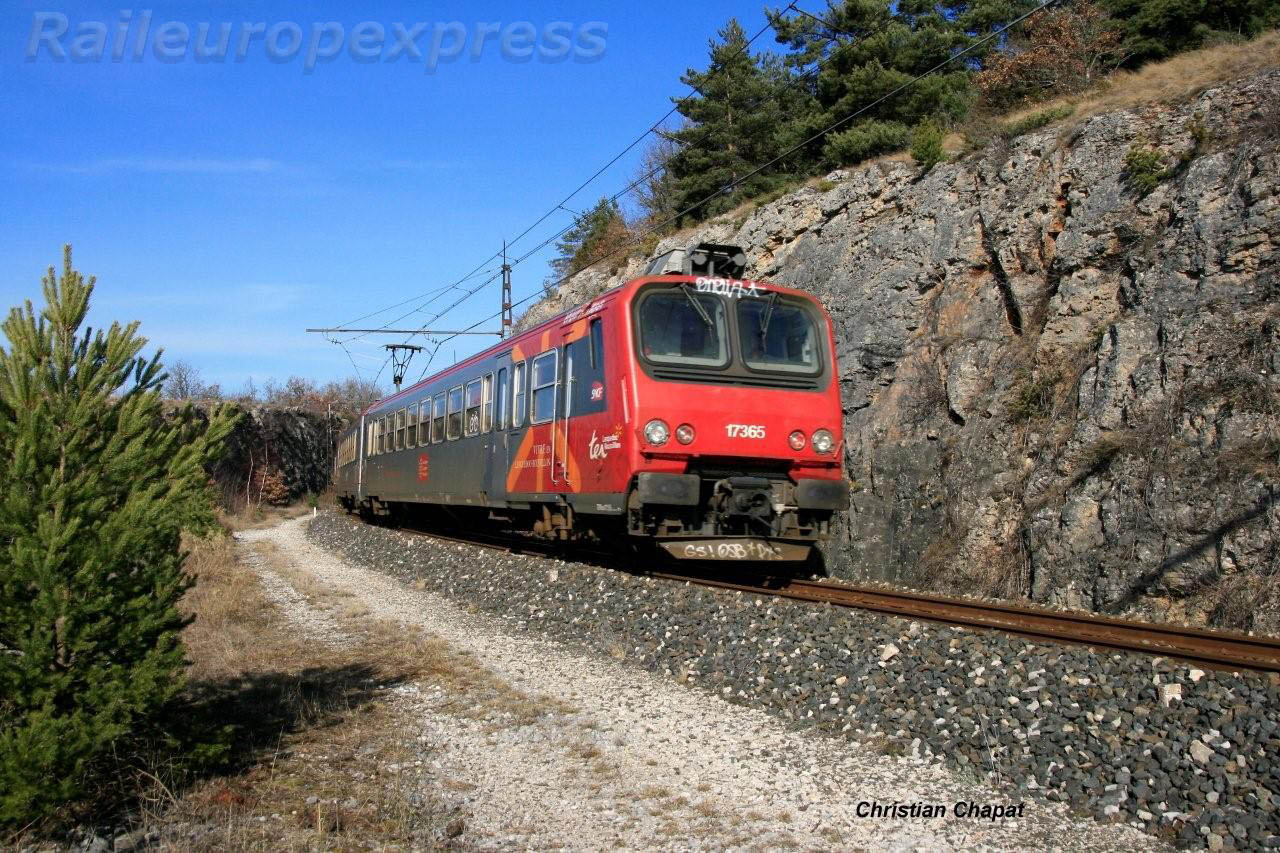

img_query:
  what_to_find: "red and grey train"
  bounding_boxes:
[334,244,848,562]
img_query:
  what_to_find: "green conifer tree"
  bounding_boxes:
[770,1,1038,167]
[1102,0,1280,63]
[0,246,236,825]
[665,19,814,223]
[550,197,631,279]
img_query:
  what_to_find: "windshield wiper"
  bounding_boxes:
[679,283,714,328]
[758,291,779,342]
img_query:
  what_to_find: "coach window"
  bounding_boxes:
[531,350,558,424]
[447,386,464,440]
[405,404,417,449]
[419,400,431,445]
[482,374,495,432]
[495,368,509,430]
[377,417,386,454]
[512,361,527,428]
[464,380,482,436]
[589,317,604,368]
[432,396,447,443]
[395,409,406,450]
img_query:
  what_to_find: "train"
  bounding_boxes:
[334,243,847,562]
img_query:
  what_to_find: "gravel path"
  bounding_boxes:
[241,517,1158,851]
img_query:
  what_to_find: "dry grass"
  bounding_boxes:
[217,502,315,532]
[141,532,468,848]
[82,517,568,849]
[1005,30,1280,127]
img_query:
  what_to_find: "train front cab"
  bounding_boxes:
[620,275,848,563]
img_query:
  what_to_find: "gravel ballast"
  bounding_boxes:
[308,512,1280,850]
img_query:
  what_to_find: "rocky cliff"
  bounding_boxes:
[181,403,339,508]
[522,71,1280,631]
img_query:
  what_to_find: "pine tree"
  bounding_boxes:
[549,197,632,279]
[770,1,1039,167]
[0,247,236,825]
[665,19,814,223]
[1102,0,1280,63]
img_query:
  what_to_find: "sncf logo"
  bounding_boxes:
[726,424,766,439]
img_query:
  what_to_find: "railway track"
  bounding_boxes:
[653,572,1280,673]
[392,522,1280,672]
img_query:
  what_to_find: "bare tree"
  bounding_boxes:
[630,134,681,228]
[164,359,219,400]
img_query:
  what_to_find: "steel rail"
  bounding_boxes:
[651,573,1280,673]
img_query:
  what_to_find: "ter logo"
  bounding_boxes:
[418,454,430,482]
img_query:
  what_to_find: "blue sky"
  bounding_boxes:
[0,1,774,394]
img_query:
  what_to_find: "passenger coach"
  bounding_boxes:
[334,244,848,562]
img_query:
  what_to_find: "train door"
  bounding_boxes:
[555,343,573,487]
[561,317,611,494]
[505,358,530,494]
[486,361,511,503]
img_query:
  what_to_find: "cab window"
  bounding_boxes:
[636,289,728,368]
[737,297,822,374]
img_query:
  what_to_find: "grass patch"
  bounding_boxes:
[1000,30,1280,128]
[143,533,466,848]
[1001,104,1076,140]
[1006,367,1060,423]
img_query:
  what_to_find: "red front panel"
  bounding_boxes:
[548,278,845,495]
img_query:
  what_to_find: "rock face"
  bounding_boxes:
[192,403,339,506]
[521,71,1280,631]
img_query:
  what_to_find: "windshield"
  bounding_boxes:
[737,297,821,374]
[637,290,728,367]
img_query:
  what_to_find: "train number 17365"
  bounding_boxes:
[726,424,767,439]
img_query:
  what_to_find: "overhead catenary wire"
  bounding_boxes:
[323,8,796,350]
[405,0,1062,383]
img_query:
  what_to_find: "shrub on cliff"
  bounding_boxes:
[0,247,237,826]
[910,119,947,170]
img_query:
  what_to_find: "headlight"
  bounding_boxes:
[788,430,807,451]
[812,429,835,454]
[675,424,696,445]
[644,419,670,446]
